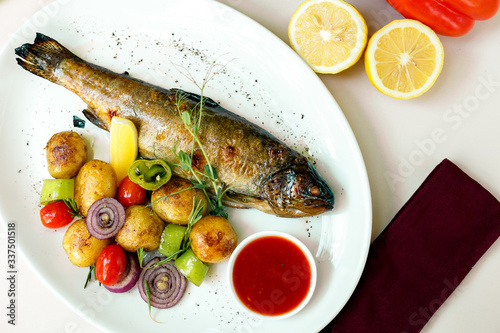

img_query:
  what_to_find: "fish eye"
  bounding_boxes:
[310,186,320,196]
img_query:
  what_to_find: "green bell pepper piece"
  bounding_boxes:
[174,248,209,287]
[40,179,75,205]
[159,224,187,258]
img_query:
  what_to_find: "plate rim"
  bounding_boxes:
[0,0,372,331]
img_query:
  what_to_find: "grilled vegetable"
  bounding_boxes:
[86,197,126,240]
[158,224,187,258]
[62,219,112,267]
[151,177,209,225]
[74,160,117,216]
[95,244,127,286]
[189,215,237,263]
[40,200,74,229]
[16,33,334,218]
[174,248,209,287]
[115,205,165,252]
[139,257,187,308]
[40,178,74,205]
[127,159,171,191]
[105,251,141,293]
[45,131,87,179]
[117,175,146,207]
[387,0,500,36]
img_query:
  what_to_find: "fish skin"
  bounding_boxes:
[15,33,334,218]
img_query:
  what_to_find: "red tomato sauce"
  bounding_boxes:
[232,236,312,316]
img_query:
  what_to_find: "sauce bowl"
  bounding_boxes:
[226,231,317,320]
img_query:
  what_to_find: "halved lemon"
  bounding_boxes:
[288,0,368,74]
[364,19,444,100]
[110,116,138,183]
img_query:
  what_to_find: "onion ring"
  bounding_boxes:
[105,252,140,293]
[86,197,125,239]
[138,257,186,309]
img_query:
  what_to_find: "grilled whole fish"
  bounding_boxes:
[15,33,334,218]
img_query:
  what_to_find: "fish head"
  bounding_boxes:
[262,160,334,217]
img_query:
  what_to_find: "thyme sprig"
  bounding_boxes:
[137,247,146,269]
[64,198,82,218]
[83,263,100,289]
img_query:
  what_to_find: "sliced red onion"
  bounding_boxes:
[105,252,140,293]
[86,197,125,239]
[138,257,186,309]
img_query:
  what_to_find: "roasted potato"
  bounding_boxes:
[115,205,165,252]
[189,215,237,263]
[62,219,112,267]
[151,177,209,225]
[74,160,117,216]
[46,131,88,179]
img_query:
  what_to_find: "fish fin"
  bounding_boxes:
[15,33,75,83]
[172,88,219,108]
[222,193,276,214]
[82,108,107,130]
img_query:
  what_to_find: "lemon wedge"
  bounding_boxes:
[110,116,138,183]
[364,19,444,100]
[288,0,368,74]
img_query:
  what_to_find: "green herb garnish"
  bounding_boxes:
[84,263,99,288]
[64,198,82,218]
[137,247,146,269]
[144,280,162,323]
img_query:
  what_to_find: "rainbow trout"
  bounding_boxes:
[15,33,334,217]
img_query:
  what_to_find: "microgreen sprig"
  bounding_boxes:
[170,56,237,219]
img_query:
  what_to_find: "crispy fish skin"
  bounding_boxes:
[15,33,334,217]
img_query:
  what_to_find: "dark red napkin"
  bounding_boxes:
[321,158,500,333]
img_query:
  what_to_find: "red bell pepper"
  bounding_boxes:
[386,0,500,36]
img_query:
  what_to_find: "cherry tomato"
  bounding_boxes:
[40,200,74,228]
[95,244,127,286]
[118,175,146,207]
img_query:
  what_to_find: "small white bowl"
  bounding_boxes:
[226,231,317,320]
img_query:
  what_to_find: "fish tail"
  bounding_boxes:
[15,33,75,83]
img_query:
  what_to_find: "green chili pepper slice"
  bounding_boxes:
[144,164,167,183]
[127,159,172,191]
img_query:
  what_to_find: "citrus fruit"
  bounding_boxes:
[110,116,138,183]
[364,19,444,100]
[288,0,368,74]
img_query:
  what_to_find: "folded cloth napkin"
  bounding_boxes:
[321,158,500,333]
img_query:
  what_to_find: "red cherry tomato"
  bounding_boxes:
[40,201,74,228]
[118,176,147,207]
[95,244,127,286]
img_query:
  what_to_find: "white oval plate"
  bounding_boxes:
[0,0,372,332]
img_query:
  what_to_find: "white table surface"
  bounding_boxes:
[1,0,499,332]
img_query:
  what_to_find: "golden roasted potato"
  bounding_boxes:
[189,215,237,263]
[115,205,165,252]
[151,177,208,225]
[62,219,112,267]
[74,160,117,216]
[46,131,87,179]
